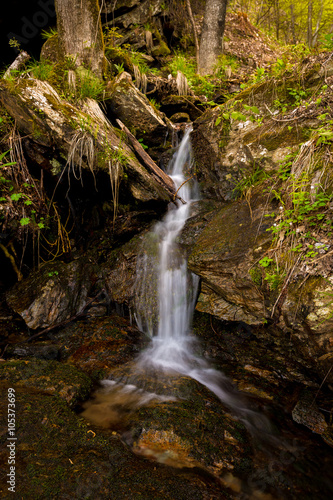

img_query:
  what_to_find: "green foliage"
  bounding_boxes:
[259,256,274,268]
[104,26,123,48]
[19,217,30,226]
[76,69,105,100]
[258,257,285,290]
[233,164,270,198]
[288,87,308,106]
[26,59,55,81]
[168,52,196,83]
[321,33,333,50]
[192,76,216,100]
[41,27,57,40]
[48,271,59,277]
[138,138,149,150]
[149,98,161,110]
[130,51,150,75]
[214,54,240,78]
[8,38,21,51]
[114,63,124,75]
[0,150,51,243]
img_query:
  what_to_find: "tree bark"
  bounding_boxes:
[198,0,228,75]
[290,3,296,45]
[312,0,324,47]
[307,0,313,48]
[4,51,30,79]
[54,0,104,78]
[274,0,280,41]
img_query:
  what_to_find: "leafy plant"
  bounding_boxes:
[25,59,55,81]
[214,54,240,78]
[114,63,124,75]
[259,256,274,268]
[77,70,105,100]
[168,53,196,85]
[321,33,333,51]
[138,138,148,150]
[288,87,307,106]
[41,27,57,40]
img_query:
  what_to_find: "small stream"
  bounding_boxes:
[81,128,333,498]
[135,127,274,440]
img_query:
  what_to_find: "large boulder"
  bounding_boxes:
[188,194,333,385]
[188,194,274,324]
[6,259,93,330]
[106,72,168,145]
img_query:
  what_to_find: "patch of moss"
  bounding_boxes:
[0,359,92,407]
[244,124,310,151]
[0,384,230,499]
[249,266,262,286]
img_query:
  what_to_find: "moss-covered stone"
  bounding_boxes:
[0,384,231,499]
[83,365,251,476]
[59,315,148,381]
[0,359,92,407]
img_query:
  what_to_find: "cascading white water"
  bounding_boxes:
[135,127,274,439]
[136,126,200,372]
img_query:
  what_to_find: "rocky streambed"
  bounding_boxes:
[0,310,333,499]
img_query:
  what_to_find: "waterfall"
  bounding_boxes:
[135,126,200,372]
[82,127,273,441]
[135,127,274,440]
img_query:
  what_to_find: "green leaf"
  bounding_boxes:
[10,193,23,201]
[19,217,30,226]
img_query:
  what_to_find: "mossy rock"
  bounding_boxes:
[40,33,60,63]
[0,384,230,499]
[0,358,92,407]
[88,364,252,476]
[243,122,311,152]
[151,40,171,57]
[58,315,148,381]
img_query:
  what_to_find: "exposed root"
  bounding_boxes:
[66,129,97,190]
[176,71,190,96]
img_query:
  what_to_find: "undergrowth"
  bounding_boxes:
[0,131,72,273]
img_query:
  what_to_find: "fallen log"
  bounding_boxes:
[116,119,185,203]
[4,51,30,79]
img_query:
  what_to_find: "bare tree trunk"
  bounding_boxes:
[312,0,324,47]
[274,0,280,40]
[198,0,228,75]
[55,0,104,78]
[307,0,313,48]
[185,0,200,70]
[290,3,296,44]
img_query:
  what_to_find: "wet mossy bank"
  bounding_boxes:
[0,384,230,499]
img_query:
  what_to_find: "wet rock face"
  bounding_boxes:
[6,259,93,329]
[188,194,274,324]
[62,315,148,381]
[102,232,143,308]
[83,364,252,475]
[187,196,333,380]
